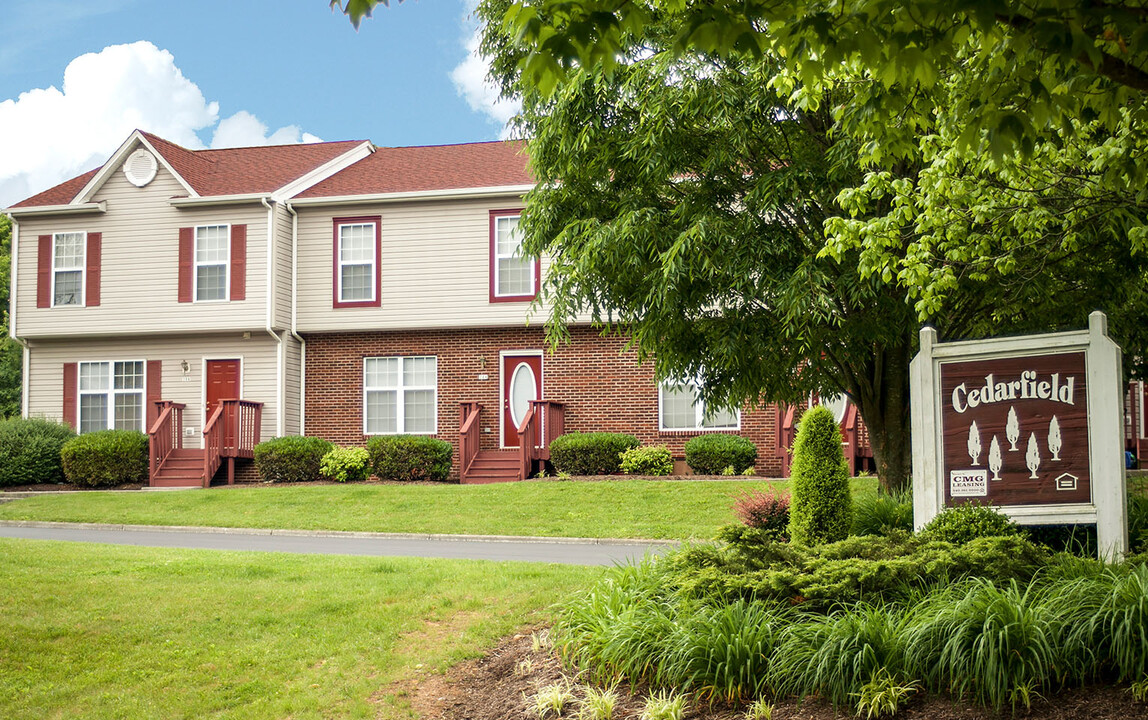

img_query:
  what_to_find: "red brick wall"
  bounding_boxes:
[302,325,787,479]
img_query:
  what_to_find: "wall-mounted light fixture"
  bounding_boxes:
[479,355,487,369]
[180,360,191,375]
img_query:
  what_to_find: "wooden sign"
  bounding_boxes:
[940,352,1089,506]
[910,312,1128,559]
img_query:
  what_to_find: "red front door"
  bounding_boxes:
[502,354,542,447]
[205,359,241,422]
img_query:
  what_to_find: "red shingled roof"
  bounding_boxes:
[9,132,532,209]
[9,169,100,208]
[296,141,532,198]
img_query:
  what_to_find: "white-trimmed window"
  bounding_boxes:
[52,232,85,307]
[492,213,536,299]
[78,361,145,433]
[364,356,437,434]
[338,222,377,303]
[659,381,740,431]
[194,225,229,302]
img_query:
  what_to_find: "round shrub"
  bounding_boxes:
[319,446,371,483]
[253,435,334,483]
[921,501,1021,545]
[368,435,453,481]
[619,445,673,476]
[684,434,757,475]
[549,432,640,475]
[733,488,790,535]
[0,417,76,486]
[60,430,148,487]
[787,405,852,546]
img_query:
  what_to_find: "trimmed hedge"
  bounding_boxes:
[684,434,757,475]
[787,405,852,545]
[253,435,334,483]
[319,446,371,483]
[61,430,148,487]
[368,435,452,481]
[0,417,76,486]
[549,432,640,475]
[921,501,1021,545]
[619,445,673,476]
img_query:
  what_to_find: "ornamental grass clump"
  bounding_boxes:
[851,490,913,537]
[60,430,148,487]
[0,417,75,486]
[787,406,852,545]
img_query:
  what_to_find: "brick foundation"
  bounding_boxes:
[302,326,786,480]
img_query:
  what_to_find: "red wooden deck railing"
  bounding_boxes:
[517,400,565,481]
[203,399,263,487]
[459,401,484,478]
[147,401,185,482]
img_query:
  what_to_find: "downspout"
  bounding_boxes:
[285,201,306,435]
[262,197,284,437]
[7,215,29,418]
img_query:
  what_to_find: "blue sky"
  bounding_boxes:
[0,0,515,206]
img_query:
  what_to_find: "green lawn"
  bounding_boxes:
[0,538,599,719]
[0,478,880,539]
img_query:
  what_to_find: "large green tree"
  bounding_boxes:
[478,7,1147,491]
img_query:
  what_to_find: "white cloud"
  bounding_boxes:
[210,110,322,149]
[0,41,319,208]
[450,10,520,138]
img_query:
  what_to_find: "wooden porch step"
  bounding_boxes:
[151,448,207,488]
[462,450,521,484]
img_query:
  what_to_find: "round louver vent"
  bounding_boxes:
[123,148,158,187]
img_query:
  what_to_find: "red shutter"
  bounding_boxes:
[85,232,101,307]
[146,360,163,430]
[178,227,193,303]
[37,235,51,308]
[230,224,246,301]
[63,363,78,429]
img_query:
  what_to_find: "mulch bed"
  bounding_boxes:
[411,628,1145,720]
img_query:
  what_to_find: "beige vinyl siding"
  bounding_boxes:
[274,203,294,329]
[15,163,271,338]
[284,335,302,436]
[26,334,282,445]
[294,197,559,332]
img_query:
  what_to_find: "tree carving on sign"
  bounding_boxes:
[1006,407,1020,451]
[1048,415,1063,461]
[1026,432,1041,479]
[967,421,982,466]
[988,436,1002,481]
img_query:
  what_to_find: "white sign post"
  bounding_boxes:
[910,311,1128,560]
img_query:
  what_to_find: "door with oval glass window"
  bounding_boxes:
[502,353,542,447]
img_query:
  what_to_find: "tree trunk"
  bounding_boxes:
[854,340,913,495]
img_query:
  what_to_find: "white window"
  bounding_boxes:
[364,356,437,434]
[194,225,229,302]
[338,222,377,303]
[52,232,85,307]
[659,381,740,431]
[493,214,535,298]
[78,361,145,433]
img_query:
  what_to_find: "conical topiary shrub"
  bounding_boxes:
[787,405,853,545]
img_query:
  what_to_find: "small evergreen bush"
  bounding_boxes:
[733,488,790,536]
[619,445,673,475]
[683,434,757,475]
[60,430,148,487]
[0,417,76,486]
[921,501,1020,545]
[368,435,452,481]
[319,446,371,483]
[549,432,639,475]
[787,406,852,545]
[253,435,334,483]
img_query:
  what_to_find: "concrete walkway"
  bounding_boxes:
[0,521,677,566]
